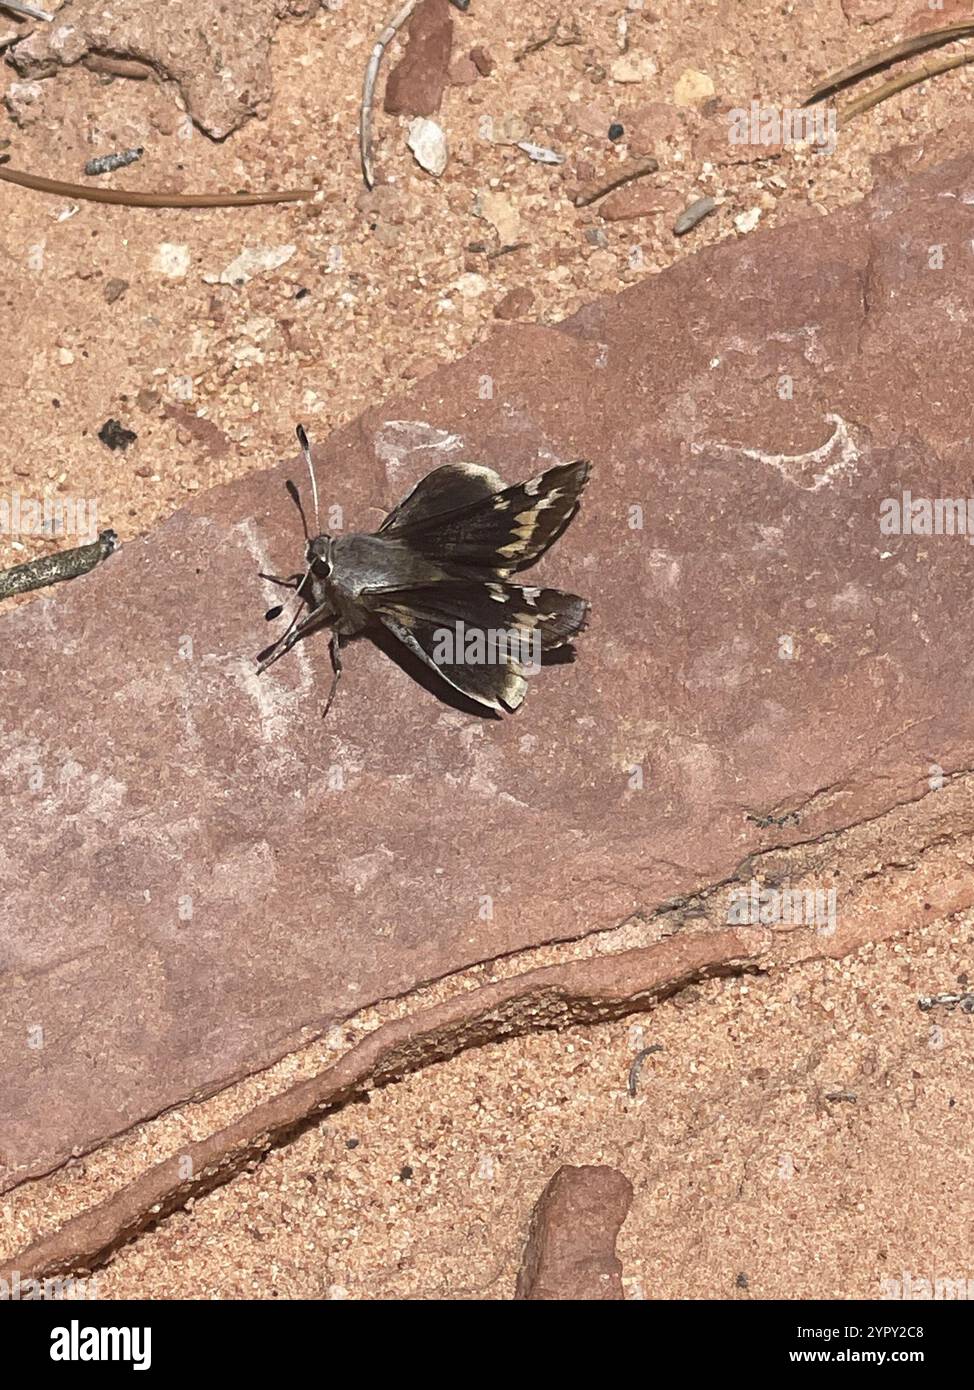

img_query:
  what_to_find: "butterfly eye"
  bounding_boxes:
[264,604,284,621]
[306,537,333,577]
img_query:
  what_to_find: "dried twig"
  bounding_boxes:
[918,991,974,1013]
[515,17,582,63]
[0,1,53,20]
[360,0,421,190]
[486,240,529,260]
[0,530,118,601]
[627,1043,663,1097]
[804,18,974,105]
[838,49,974,125]
[573,157,659,208]
[84,147,144,177]
[673,195,717,237]
[0,162,311,207]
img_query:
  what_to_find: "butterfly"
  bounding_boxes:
[256,425,590,716]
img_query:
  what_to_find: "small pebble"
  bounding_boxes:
[154,243,191,279]
[469,45,494,76]
[493,286,534,320]
[734,207,761,234]
[516,141,564,165]
[673,68,715,107]
[84,146,143,177]
[214,244,295,287]
[98,419,137,452]
[608,122,625,141]
[407,117,448,177]
[673,195,716,236]
[103,278,129,304]
[610,54,657,84]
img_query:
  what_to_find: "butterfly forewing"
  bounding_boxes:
[379,459,590,572]
[378,461,507,534]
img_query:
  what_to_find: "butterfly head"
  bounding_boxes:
[305,533,334,580]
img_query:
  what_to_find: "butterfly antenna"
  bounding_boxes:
[259,425,325,676]
[285,478,311,544]
[296,423,321,534]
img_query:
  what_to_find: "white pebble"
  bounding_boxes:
[407,117,448,177]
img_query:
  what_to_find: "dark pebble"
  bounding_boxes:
[98,419,138,451]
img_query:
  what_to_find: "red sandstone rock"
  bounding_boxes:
[383,0,454,118]
[516,1166,633,1299]
[493,286,535,319]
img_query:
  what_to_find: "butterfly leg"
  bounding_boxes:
[257,602,335,673]
[321,632,345,718]
[258,571,304,590]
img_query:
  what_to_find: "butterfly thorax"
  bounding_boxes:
[334,532,449,593]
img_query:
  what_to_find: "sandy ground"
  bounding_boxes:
[84,924,974,1300]
[3,0,974,1298]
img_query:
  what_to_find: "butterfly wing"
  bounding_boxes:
[379,460,590,573]
[368,579,589,713]
[378,462,507,534]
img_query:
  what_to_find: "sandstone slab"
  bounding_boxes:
[4,155,974,1191]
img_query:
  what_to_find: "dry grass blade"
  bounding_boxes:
[838,49,974,125]
[0,164,311,207]
[804,18,974,105]
[0,1,53,19]
[360,0,421,190]
[573,157,659,208]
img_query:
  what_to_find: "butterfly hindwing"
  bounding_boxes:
[379,460,590,573]
[368,579,589,713]
[379,611,528,713]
